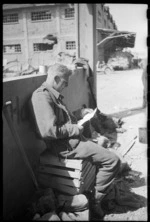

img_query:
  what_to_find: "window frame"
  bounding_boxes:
[33,43,53,52]
[66,41,76,50]
[3,13,19,24]
[64,8,75,19]
[3,44,22,54]
[31,11,52,22]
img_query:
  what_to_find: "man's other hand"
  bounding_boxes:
[78,125,84,134]
[81,108,93,118]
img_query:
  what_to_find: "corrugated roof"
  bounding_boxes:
[3,4,57,10]
[97,28,136,49]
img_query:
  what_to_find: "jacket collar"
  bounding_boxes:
[43,82,64,100]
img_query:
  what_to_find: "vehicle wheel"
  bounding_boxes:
[104,67,112,75]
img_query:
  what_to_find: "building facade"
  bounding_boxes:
[96,4,117,63]
[3,4,116,68]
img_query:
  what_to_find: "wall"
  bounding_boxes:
[3,8,24,39]
[3,8,26,64]
[3,5,76,68]
[3,68,91,219]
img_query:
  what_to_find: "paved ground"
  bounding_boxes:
[96,69,147,221]
[96,69,143,115]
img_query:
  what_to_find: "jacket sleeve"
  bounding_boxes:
[31,90,80,140]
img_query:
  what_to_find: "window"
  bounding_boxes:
[3,13,18,23]
[31,11,51,21]
[66,41,76,50]
[64,8,74,18]
[33,43,53,51]
[3,44,21,53]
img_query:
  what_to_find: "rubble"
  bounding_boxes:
[34,211,61,221]
[59,210,89,221]
[25,188,56,219]
[25,189,90,221]
[59,211,73,221]
[57,194,89,212]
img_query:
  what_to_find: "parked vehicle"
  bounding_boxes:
[107,51,133,70]
[96,61,113,74]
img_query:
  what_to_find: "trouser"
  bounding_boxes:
[59,140,121,201]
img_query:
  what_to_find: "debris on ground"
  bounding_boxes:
[59,210,89,221]
[25,190,90,221]
[34,211,60,221]
[57,194,89,212]
[25,188,56,220]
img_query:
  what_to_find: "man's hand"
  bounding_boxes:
[81,108,93,118]
[78,125,84,134]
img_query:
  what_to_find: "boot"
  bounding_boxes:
[89,191,105,220]
[91,201,104,219]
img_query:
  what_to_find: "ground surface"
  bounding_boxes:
[96,69,148,221]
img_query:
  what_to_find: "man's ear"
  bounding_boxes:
[54,75,60,84]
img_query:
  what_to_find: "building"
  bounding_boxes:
[96,4,117,30]
[3,4,77,68]
[96,5,136,65]
[96,4,118,63]
[3,4,116,69]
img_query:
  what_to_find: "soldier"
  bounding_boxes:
[30,63,121,218]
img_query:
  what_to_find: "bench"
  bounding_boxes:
[38,149,96,195]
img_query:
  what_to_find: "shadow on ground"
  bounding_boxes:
[109,106,145,119]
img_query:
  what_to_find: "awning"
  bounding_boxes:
[97,28,136,49]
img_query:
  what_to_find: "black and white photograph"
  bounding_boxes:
[3,3,148,221]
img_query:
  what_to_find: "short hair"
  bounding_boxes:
[47,63,72,80]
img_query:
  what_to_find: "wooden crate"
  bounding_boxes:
[38,151,96,195]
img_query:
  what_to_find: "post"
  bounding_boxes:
[75,4,80,58]
[22,10,29,63]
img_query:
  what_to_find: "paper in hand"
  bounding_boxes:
[78,108,98,126]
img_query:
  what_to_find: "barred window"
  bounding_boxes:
[65,8,74,18]
[3,44,21,53]
[31,11,51,21]
[3,13,19,23]
[66,41,76,50]
[33,43,53,51]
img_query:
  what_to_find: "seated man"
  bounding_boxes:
[30,63,121,218]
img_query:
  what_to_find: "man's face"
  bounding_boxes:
[55,76,69,92]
